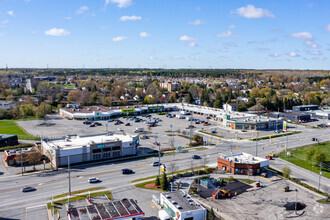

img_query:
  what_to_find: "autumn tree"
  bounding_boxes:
[67,90,82,103]
[34,102,52,118]
[25,147,42,170]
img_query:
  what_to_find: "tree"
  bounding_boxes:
[208,207,215,220]
[155,175,160,187]
[192,134,203,143]
[67,89,82,103]
[169,92,177,103]
[186,92,193,104]
[168,161,177,178]
[160,173,169,191]
[19,104,34,118]
[144,95,156,104]
[305,148,316,163]
[25,147,42,170]
[313,150,326,167]
[282,166,291,178]
[34,102,52,118]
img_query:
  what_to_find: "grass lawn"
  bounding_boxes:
[278,142,330,179]
[53,187,105,199]
[251,131,301,141]
[0,120,39,140]
[133,180,166,192]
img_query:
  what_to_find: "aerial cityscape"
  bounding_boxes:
[0,1,329,220]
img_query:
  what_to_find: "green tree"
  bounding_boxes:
[208,207,215,220]
[169,92,177,103]
[313,150,326,167]
[155,175,160,187]
[19,104,34,118]
[305,148,316,163]
[192,134,203,143]
[186,92,193,104]
[34,102,52,118]
[160,173,169,191]
[144,95,156,104]
[282,166,291,178]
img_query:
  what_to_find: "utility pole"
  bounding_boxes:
[255,132,259,157]
[318,162,323,191]
[285,132,288,157]
[189,120,193,146]
[20,149,23,176]
[68,155,71,195]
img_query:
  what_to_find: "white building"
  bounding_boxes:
[160,191,206,220]
[41,133,139,168]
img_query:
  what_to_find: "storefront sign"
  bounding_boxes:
[121,109,135,114]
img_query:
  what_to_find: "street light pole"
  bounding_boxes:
[68,155,71,195]
[318,162,323,191]
[20,149,23,176]
[295,189,298,215]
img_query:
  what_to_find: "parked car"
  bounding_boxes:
[114,122,120,125]
[90,124,96,127]
[125,123,131,126]
[192,155,201,159]
[312,137,318,141]
[153,142,160,146]
[94,122,102,126]
[151,161,161,166]
[108,119,114,122]
[83,121,91,125]
[21,186,36,192]
[121,169,133,174]
[88,177,101,183]
[195,121,200,124]
[118,128,123,131]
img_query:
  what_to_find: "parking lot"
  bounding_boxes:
[16,112,220,151]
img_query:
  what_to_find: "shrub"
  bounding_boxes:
[155,176,160,187]
[205,167,216,174]
[228,176,235,182]
[282,166,291,178]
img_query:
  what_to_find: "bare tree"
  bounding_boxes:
[25,147,42,170]
[168,160,177,178]
[202,156,209,171]
[323,185,329,202]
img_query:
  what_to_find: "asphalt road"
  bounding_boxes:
[1,118,329,219]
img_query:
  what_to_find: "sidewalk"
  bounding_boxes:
[270,158,330,192]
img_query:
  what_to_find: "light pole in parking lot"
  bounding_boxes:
[68,155,71,195]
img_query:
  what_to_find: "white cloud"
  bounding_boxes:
[326,24,330,32]
[106,0,133,8]
[189,20,202,25]
[45,28,70,36]
[304,40,318,48]
[7,11,14,16]
[112,36,127,41]
[269,53,279,57]
[140,32,148,37]
[189,42,197,47]
[76,6,89,15]
[288,51,299,57]
[217,30,233,38]
[229,24,236,29]
[119,15,142,21]
[231,4,274,19]
[179,35,197,41]
[64,16,72,20]
[290,32,313,40]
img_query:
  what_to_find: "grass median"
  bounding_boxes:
[250,131,301,141]
[278,142,330,179]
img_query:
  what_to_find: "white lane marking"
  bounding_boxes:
[26,204,46,209]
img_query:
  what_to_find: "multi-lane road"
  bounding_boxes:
[0,124,329,219]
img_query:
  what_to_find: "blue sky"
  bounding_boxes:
[0,0,329,69]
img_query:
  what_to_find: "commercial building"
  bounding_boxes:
[41,133,139,168]
[160,191,206,220]
[67,198,144,220]
[160,81,181,92]
[217,152,269,176]
[222,103,241,112]
[0,134,18,147]
[60,105,177,120]
[4,147,32,166]
[292,105,319,112]
[223,115,283,131]
[271,112,311,122]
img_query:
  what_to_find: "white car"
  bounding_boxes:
[88,177,100,183]
[118,128,123,131]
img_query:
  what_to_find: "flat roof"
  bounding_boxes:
[162,191,205,212]
[45,133,137,149]
[229,116,281,123]
[68,199,144,220]
[219,152,268,164]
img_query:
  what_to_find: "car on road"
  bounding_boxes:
[121,169,133,174]
[312,137,318,141]
[140,134,149,139]
[151,161,161,166]
[153,142,160,146]
[88,177,101,183]
[192,155,201,159]
[125,123,131,126]
[21,186,36,192]
[211,130,216,134]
